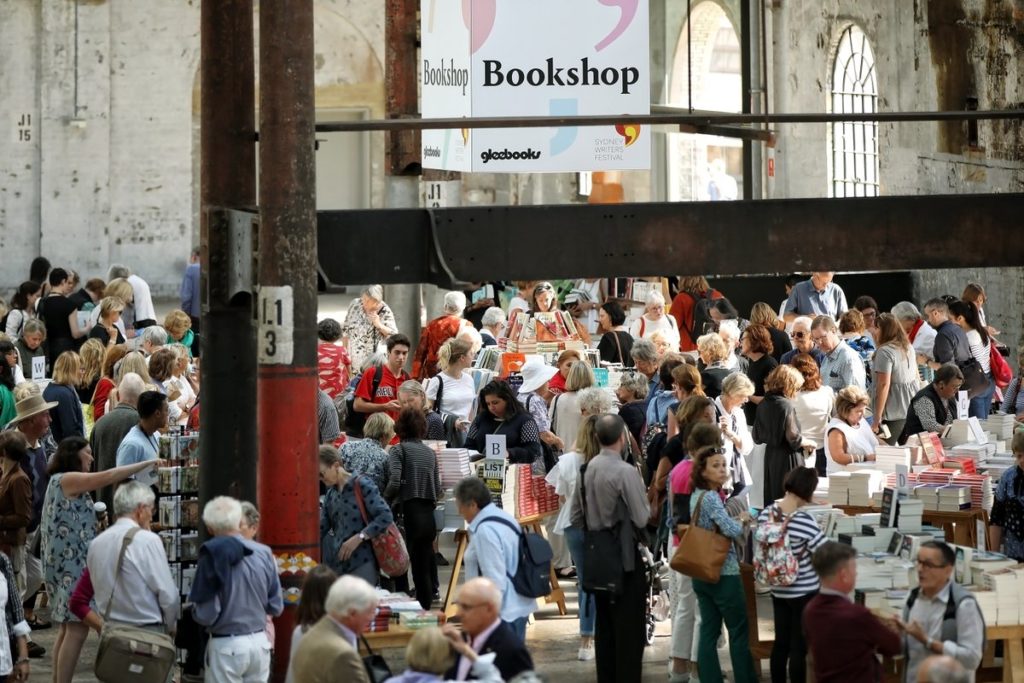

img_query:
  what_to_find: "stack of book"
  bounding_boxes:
[912,484,942,511]
[982,413,1016,441]
[874,446,913,473]
[914,432,947,464]
[937,485,970,511]
[437,448,472,488]
[368,605,393,632]
[828,472,851,505]
[896,497,924,532]
[916,469,955,486]
[951,472,994,511]
[981,568,1023,625]
[941,456,978,474]
[980,454,1016,481]
[849,470,886,506]
[399,611,443,629]
[948,441,996,464]
[513,464,558,519]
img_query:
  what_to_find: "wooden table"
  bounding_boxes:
[980,624,1024,683]
[360,624,420,652]
[836,504,989,548]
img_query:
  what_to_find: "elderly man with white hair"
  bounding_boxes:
[780,315,826,367]
[444,577,534,681]
[290,575,379,683]
[628,291,680,349]
[86,481,179,636]
[891,301,937,362]
[413,291,469,380]
[718,320,744,371]
[189,496,283,682]
[91,372,146,511]
[480,306,506,347]
[341,285,398,371]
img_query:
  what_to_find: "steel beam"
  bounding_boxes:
[318,193,1024,287]
[309,109,1024,133]
[257,0,318,681]
[199,0,257,524]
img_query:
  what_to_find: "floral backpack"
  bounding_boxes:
[753,505,802,587]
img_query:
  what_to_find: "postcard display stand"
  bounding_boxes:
[155,429,200,666]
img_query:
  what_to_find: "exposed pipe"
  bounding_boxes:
[308,108,1024,133]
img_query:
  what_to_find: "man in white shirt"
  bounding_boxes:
[87,481,180,633]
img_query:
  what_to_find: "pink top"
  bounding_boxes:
[669,460,694,495]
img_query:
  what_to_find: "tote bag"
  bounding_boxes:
[669,492,732,584]
[352,477,410,578]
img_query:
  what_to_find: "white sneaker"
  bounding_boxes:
[577,644,595,661]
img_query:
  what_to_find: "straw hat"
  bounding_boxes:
[9,393,58,425]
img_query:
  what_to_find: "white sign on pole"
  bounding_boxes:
[956,390,969,419]
[420,0,651,172]
[895,465,910,495]
[31,356,45,381]
[257,286,294,365]
[484,434,508,460]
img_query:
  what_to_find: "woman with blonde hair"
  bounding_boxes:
[86,296,126,347]
[872,313,919,445]
[750,302,792,362]
[696,332,731,398]
[825,386,879,473]
[426,338,476,425]
[88,278,132,339]
[76,339,105,405]
[753,365,809,504]
[43,351,84,441]
[164,309,200,358]
[549,360,595,453]
[545,415,601,661]
[383,627,502,682]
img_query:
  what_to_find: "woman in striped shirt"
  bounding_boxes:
[755,467,826,683]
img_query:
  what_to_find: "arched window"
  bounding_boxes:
[830,26,879,197]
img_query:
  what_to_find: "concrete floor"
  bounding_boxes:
[24,535,774,682]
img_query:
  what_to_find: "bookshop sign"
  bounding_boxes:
[419,0,650,172]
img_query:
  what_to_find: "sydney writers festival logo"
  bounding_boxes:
[591,121,641,162]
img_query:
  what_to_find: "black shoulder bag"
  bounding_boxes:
[578,463,626,595]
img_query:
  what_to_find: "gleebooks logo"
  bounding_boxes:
[480,147,542,164]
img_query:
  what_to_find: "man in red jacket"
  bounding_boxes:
[803,542,901,682]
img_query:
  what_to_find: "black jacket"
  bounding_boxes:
[447,620,534,681]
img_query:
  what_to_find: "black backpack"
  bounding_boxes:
[344,365,384,437]
[686,290,717,344]
[479,516,553,599]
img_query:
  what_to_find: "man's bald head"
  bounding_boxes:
[457,577,502,637]
[461,577,501,610]
[916,655,968,683]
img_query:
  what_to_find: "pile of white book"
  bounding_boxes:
[896,497,924,532]
[437,448,472,488]
[874,446,913,473]
[981,413,1016,441]
[937,485,970,512]
[828,472,851,505]
[848,469,886,506]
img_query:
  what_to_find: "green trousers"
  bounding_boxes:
[692,573,758,683]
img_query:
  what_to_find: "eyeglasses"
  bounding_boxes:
[790,332,807,340]
[811,335,828,345]
[915,559,949,569]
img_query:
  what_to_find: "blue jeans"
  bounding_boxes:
[506,616,528,643]
[563,527,596,637]
[969,376,995,419]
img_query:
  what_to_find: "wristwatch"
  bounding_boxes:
[358,532,368,541]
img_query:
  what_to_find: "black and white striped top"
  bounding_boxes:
[756,504,827,598]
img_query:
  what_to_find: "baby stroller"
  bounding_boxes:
[642,547,670,646]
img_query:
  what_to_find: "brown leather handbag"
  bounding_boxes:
[669,491,732,583]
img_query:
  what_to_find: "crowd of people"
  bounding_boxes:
[0,265,1021,682]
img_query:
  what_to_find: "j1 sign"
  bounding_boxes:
[420,0,650,172]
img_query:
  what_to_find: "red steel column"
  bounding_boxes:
[257,1,318,681]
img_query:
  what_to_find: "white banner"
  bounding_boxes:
[421,0,650,172]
